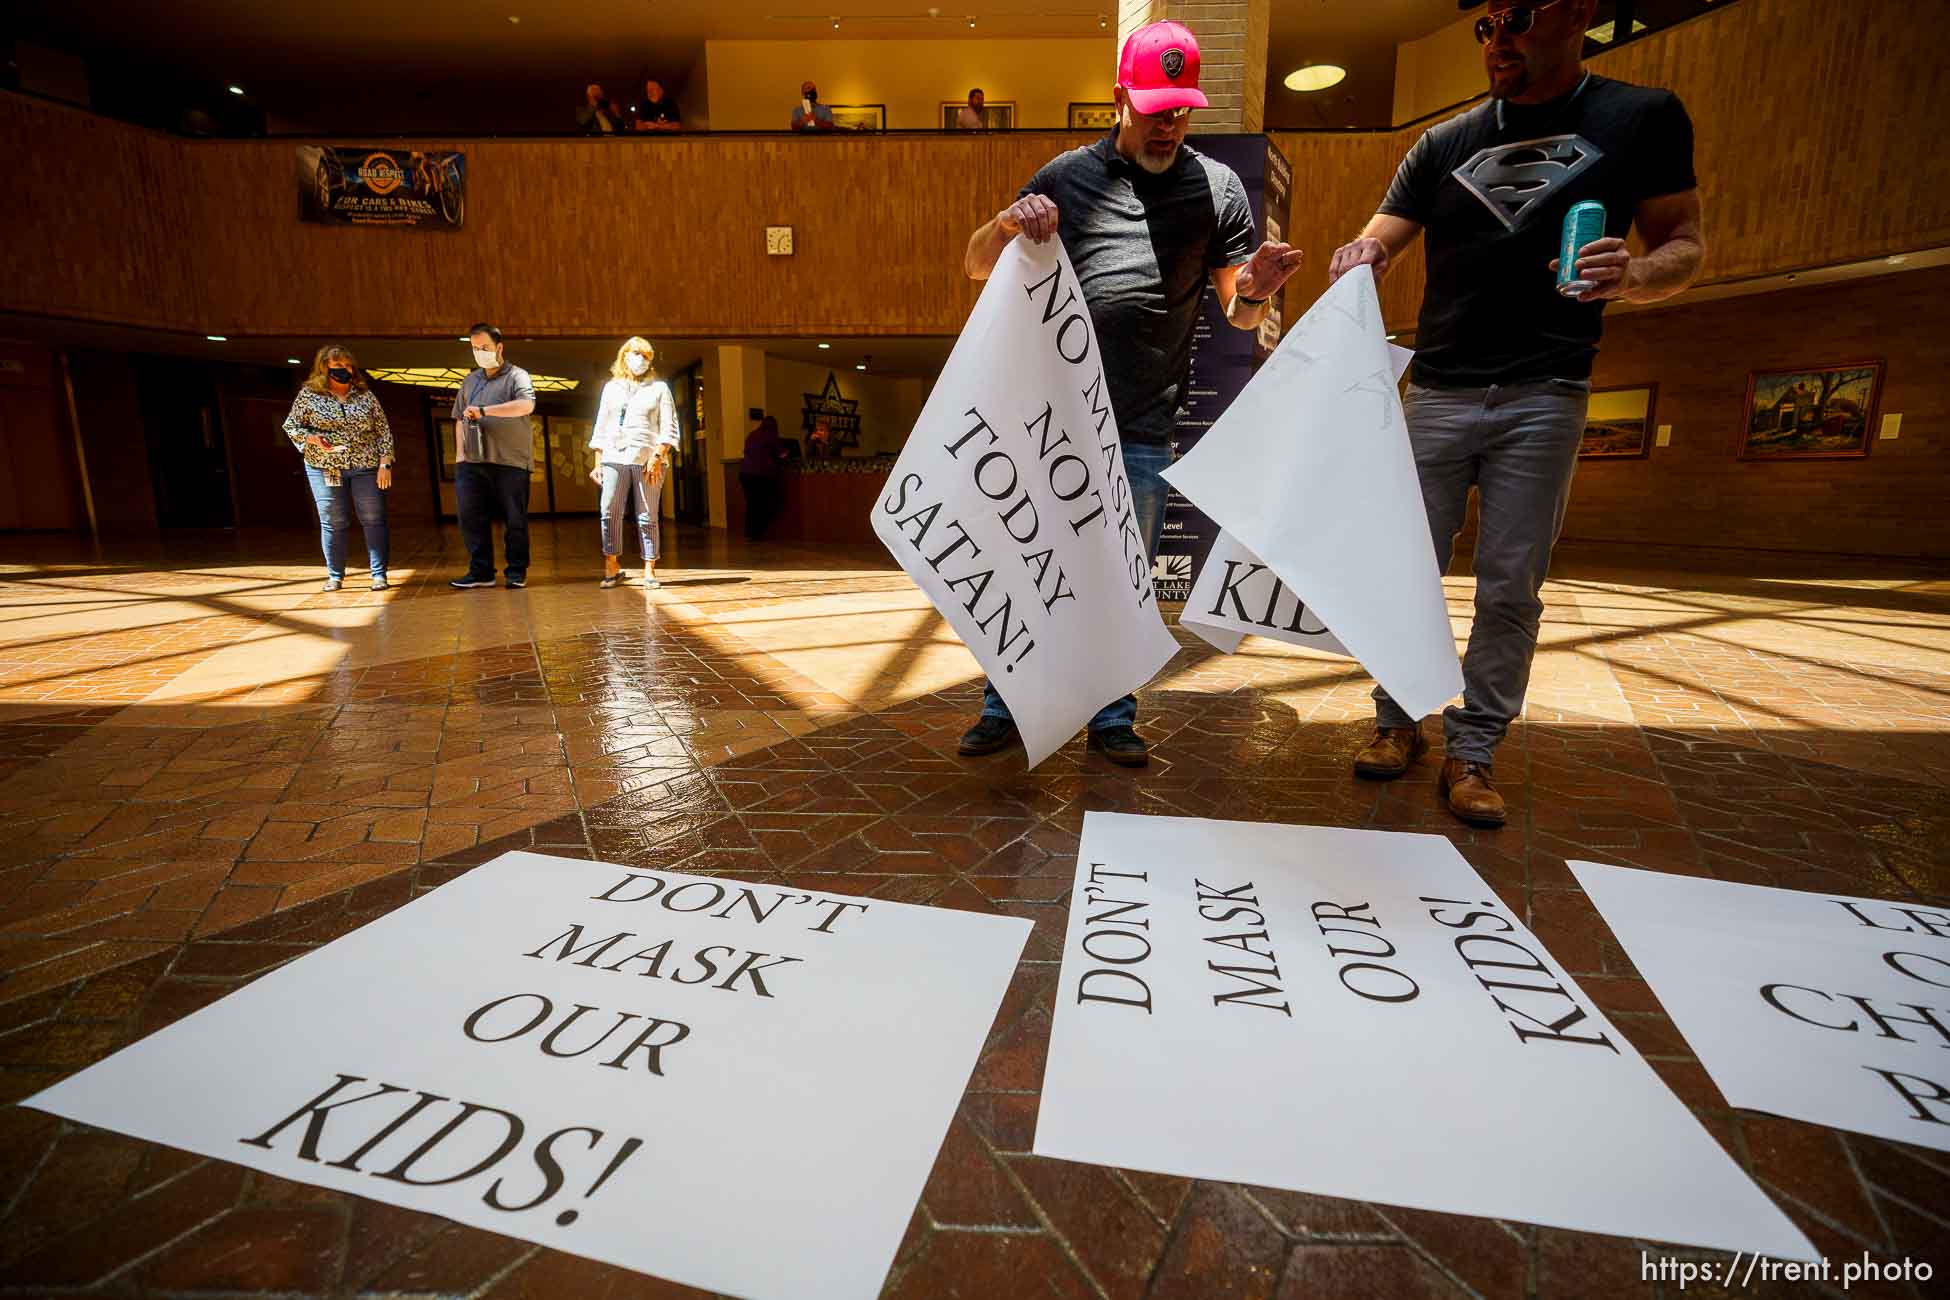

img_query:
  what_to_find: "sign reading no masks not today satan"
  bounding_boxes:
[27,852,1031,1300]
[1036,814,1818,1262]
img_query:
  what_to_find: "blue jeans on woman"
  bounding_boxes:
[304,467,388,581]
[979,439,1173,732]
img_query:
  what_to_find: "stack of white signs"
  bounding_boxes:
[1164,266,1463,723]
[871,237,1180,768]
[1037,813,1818,1261]
[27,853,1032,1300]
[1572,861,1950,1153]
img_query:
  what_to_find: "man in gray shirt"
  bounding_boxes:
[956,19,1303,767]
[449,323,538,589]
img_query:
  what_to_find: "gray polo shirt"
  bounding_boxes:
[452,365,537,470]
[1020,134,1256,442]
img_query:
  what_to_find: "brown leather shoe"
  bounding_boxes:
[1439,757,1507,828]
[1352,726,1429,780]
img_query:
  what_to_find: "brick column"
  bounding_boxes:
[1117,0,1271,133]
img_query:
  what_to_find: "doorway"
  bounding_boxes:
[136,359,235,528]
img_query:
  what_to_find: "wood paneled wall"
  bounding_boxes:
[1569,266,1950,558]
[1,0,1943,342]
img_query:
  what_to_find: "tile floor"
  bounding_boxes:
[0,522,1946,1298]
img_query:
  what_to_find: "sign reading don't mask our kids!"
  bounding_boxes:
[297,146,467,230]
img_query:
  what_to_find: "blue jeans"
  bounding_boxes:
[981,439,1173,732]
[456,462,530,581]
[304,467,388,581]
[598,462,660,561]
[1373,378,1590,762]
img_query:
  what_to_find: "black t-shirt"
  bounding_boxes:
[633,98,681,128]
[1380,74,1696,386]
[1021,134,1257,442]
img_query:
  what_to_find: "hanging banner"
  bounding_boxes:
[26,852,1031,1300]
[1572,861,1950,1153]
[1036,814,1818,1262]
[297,146,467,229]
[1148,135,1289,603]
[1179,342,1415,658]
[872,237,1179,768]
[1163,267,1462,721]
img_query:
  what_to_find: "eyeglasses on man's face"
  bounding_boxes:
[1130,103,1193,124]
[1474,0,1571,44]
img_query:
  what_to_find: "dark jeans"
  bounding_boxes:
[1373,378,1590,763]
[455,461,531,581]
[980,439,1173,733]
[304,467,388,580]
[740,473,782,540]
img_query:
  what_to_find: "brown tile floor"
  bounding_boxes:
[1,523,1947,1298]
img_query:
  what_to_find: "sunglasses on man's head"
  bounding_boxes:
[1474,0,1571,43]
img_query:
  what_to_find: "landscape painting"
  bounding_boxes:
[1739,362,1882,460]
[1580,385,1656,459]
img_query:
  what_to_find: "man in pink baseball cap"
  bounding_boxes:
[955,19,1305,768]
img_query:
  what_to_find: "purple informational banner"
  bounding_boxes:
[1151,134,1292,603]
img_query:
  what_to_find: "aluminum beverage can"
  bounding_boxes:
[1558,200,1606,297]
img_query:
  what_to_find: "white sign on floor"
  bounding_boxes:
[872,237,1179,768]
[1164,270,1461,720]
[1037,814,1817,1262]
[28,852,1031,1300]
[1572,861,1950,1154]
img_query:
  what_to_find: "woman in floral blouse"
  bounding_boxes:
[283,345,395,591]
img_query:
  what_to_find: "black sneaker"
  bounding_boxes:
[505,574,527,589]
[958,716,1019,757]
[449,574,495,589]
[1089,725,1150,768]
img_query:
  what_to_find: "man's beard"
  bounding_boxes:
[1134,143,1179,174]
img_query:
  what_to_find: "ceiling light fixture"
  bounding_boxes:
[287,357,301,364]
[507,14,520,24]
[227,85,245,96]
[831,16,840,28]
[1098,13,1107,28]
[206,335,227,342]
[817,342,831,349]
[1284,64,1346,93]
[967,16,976,28]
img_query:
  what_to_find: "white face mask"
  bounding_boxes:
[625,354,649,376]
[472,347,499,369]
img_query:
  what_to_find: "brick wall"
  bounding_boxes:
[1551,267,1950,559]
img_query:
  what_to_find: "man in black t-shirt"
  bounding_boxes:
[1328,0,1705,827]
[631,80,681,132]
[956,19,1304,768]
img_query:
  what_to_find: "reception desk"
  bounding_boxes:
[725,458,894,545]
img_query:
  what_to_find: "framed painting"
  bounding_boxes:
[1738,362,1882,460]
[1068,102,1118,130]
[825,103,886,132]
[1580,385,1656,459]
[941,102,1015,130]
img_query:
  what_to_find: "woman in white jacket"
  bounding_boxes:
[588,337,681,587]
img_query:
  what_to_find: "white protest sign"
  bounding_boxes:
[1571,861,1950,1153]
[1037,814,1817,1262]
[872,238,1179,767]
[27,852,1031,1300]
[1163,269,1461,719]
[1179,344,1414,658]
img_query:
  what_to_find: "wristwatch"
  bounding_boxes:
[1236,290,1270,306]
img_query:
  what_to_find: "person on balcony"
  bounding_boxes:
[956,88,987,130]
[577,84,621,135]
[588,337,680,589]
[791,81,837,132]
[631,79,682,132]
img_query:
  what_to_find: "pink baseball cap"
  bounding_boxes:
[1117,20,1208,115]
